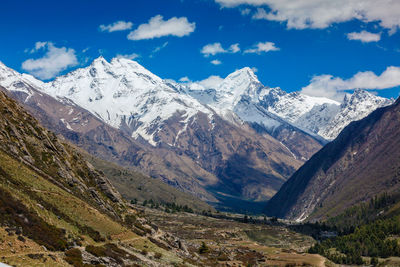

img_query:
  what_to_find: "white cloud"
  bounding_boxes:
[116,53,140,60]
[201,42,240,57]
[152,42,169,53]
[178,75,223,88]
[244,41,279,54]
[34,41,47,51]
[22,42,78,80]
[197,75,224,89]
[252,8,269,20]
[301,66,400,100]
[179,76,191,83]
[211,59,222,65]
[25,41,48,54]
[201,43,226,56]
[347,30,381,43]
[218,0,400,32]
[229,43,241,53]
[240,8,252,16]
[99,21,133,32]
[127,15,195,40]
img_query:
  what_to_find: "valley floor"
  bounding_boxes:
[0,204,329,267]
[144,208,329,267]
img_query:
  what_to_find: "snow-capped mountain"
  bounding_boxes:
[0,57,394,212]
[263,89,393,140]
[40,56,213,146]
[2,56,390,160]
[0,61,45,96]
[185,68,393,142]
[318,90,393,140]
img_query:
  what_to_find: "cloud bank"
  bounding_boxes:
[302,66,400,100]
[22,42,78,80]
[217,0,400,32]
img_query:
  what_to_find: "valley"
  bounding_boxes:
[0,53,399,266]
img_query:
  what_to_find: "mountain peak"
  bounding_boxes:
[93,55,107,62]
[110,57,150,74]
[344,89,393,107]
[90,56,110,68]
[218,67,261,93]
[226,67,259,84]
[352,88,372,98]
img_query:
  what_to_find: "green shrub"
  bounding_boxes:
[309,217,400,264]
[86,245,106,257]
[65,248,83,267]
[155,252,162,259]
[125,214,137,227]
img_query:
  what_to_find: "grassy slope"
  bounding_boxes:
[85,152,214,212]
[0,90,188,266]
[0,150,128,238]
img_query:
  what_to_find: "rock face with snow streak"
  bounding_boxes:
[318,90,393,140]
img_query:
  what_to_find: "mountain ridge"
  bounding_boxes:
[265,97,400,222]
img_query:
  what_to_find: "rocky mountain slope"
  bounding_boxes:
[265,97,400,222]
[0,60,305,212]
[184,69,392,143]
[0,88,196,266]
[0,58,392,212]
[181,68,325,160]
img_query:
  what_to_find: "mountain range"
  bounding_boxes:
[0,57,393,212]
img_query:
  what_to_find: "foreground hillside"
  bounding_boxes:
[0,90,203,266]
[265,97,400,222]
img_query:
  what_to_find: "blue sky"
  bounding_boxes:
[1,0,400,100]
